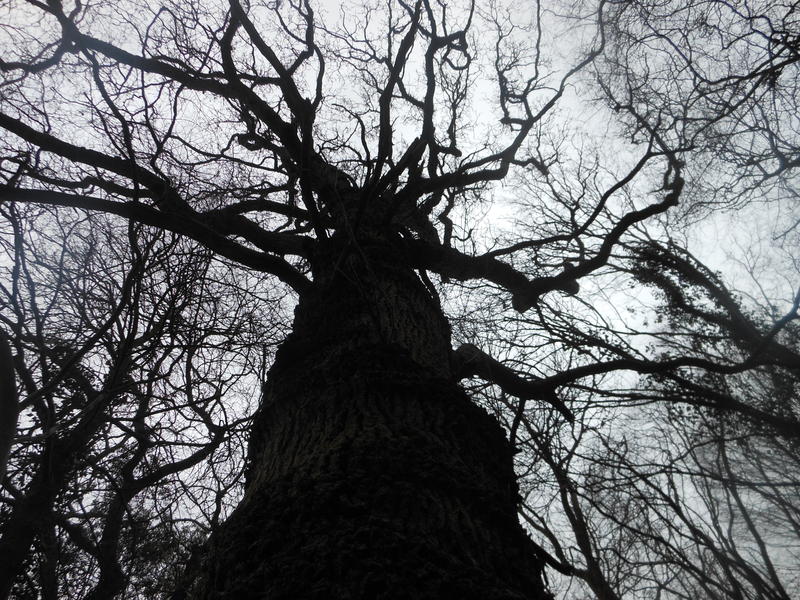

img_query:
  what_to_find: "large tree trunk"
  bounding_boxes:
[194,233,547,599]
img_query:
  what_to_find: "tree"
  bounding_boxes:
[511,237,800,599]
[1,0,798,598]
[0,206,275,598]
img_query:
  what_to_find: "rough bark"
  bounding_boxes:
[193,232,548,599]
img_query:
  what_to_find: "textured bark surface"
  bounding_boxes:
[195,233,547,599]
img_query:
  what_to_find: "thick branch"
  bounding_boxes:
[452,343,574,422]
[403,238,578,310]
[0,189,311,293]
[0,112,168,195]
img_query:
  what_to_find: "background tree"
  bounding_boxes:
[509,236,800,599]
[0,204,280,598]
[0,0,798,598]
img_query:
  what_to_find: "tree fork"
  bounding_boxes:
[193,233,548,599]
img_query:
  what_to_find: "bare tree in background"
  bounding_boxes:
[0,0,798,598]
[511,237,800,599]
[0,205,281,598]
